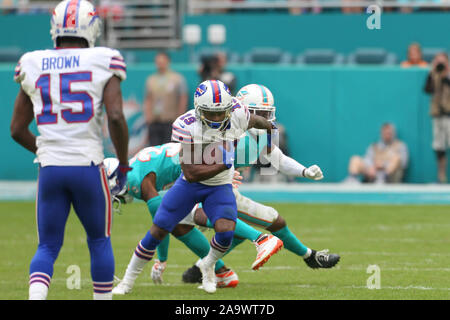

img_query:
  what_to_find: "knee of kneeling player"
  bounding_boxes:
[267,211,286,231]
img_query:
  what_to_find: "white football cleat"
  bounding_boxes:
[197,259,216,294]
[216,269,239,288]
[151,260,167,284]
[251,234,283,270]
[112,281,133,295]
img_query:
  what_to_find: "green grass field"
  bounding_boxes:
[1,201,449,300]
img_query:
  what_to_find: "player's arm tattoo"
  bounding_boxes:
[180,143,228,183]
[10,87,37,154]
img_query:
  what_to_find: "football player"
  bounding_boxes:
[116,80,276,294]
[107,143,283,295]
[10,0,130,300]
[182,84,340,283]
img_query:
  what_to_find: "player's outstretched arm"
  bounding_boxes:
[264,146,324,180]
[247,114,277,153]
[180,144,229,183]
[10,87,37,154]
[103,75,129,165]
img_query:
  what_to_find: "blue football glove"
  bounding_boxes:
[109,164,132,196]
[219,142,235,169]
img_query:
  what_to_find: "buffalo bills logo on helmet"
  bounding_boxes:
[223,83,231,94]
[195,83,208,98]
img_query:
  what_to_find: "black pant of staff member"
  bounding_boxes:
[424,52,450,183]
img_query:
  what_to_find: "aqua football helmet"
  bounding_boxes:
[236,84,276,122]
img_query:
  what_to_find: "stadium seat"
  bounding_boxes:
[192,48,240,64]
[0,47,23,63]
[347,48,397,65]
[296,49,345,64]
[422,48,447,63]
[243,47,292,64]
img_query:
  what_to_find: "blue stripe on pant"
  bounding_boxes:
[30,164,114,288]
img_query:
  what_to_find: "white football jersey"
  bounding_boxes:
[172,98,250,185]
[14,47,126,167]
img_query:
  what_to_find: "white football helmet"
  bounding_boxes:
[236,84,276,122]
[103,158,133,204]
[50,0,102,48]
[194,80,234,131]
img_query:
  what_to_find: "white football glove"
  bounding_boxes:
[303,165,324,180]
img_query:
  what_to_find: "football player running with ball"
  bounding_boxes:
[115,80,276,294]
[10,0,130,300]
[182,84,340,283]
[106,143,282,294]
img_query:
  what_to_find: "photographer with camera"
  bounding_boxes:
[424,52,450,183]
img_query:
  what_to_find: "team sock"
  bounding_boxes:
[28,274,50,300]
[93,292,112,300]
[227,237,246,254]
[146,197,169,262]
[175,227,225,272]
[272,226,310,257]
[202,232,233,268]
[234,219,262,241]
[120,232,160,286]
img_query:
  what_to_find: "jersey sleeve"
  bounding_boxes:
[232,98,250,131]
[13,53,28,84]
[108,49,127,81]
[171,117,194,144]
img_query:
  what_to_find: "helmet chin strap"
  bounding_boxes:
[200,110,231,131]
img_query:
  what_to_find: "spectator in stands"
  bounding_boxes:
[341,0,363,14]
[198,52,237,94]
[216,51,237,94]
[190,0,229,14]
[344,123,409,184]
[198,54,220,85]
[401,42,428,68]
[424,52,450,183]
[144,52,188,146]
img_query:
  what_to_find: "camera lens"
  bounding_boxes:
[436,63,446,72]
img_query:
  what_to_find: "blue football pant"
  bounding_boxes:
[29,164,114,294]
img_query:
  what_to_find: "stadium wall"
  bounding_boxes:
[1,13,450,62]
[0,64,438,182]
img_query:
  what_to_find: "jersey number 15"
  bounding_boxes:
[35,71,94,125]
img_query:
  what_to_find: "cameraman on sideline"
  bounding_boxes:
[424,52,450,183]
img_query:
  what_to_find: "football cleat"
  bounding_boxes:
[151,260,167,284]
[112,281,133,295]
[216,269,239,288]
[304,249,340,269]
[182,264,202,284]
[251,234,283,270]
[197,259,216,294]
